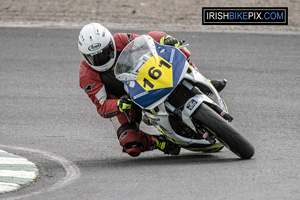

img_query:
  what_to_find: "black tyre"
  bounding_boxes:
[192,103,255,159]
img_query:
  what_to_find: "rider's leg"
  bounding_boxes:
[189,61,227,93]
[110,105,155,157]
[153,135,181,155]
[117,126,156,157]
[208,79,227,93]
[110,106,180,157]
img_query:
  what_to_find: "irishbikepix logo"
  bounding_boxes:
[202,7,288,25]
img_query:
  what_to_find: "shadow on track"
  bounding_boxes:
[76,152,245,169]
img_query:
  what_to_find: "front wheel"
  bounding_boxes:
[192,103,255,159]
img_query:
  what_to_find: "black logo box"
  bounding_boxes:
[202,7,288,25]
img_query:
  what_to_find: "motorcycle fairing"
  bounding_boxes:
[183,143,224,151]
[124,41,187,108]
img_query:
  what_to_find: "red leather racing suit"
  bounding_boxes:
[79,31,167,157]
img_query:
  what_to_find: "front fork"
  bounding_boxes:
[165,80,233,143]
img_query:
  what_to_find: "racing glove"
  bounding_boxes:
[117,95,132,112]
[160,35,184,47]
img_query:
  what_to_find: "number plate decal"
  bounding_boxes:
[136,55,173,91]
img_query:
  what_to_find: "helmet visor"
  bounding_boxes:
[83,39,115,67]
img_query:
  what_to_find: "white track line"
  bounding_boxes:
[0,145,81,200]
[0,183,20,193]
[0,158,35,165]
[0,170,37,179]
[0,151,38,194]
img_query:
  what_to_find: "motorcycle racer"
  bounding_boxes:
[78,23,226,157]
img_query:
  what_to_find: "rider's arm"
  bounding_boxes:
[113,31,168,51]
[79,61,119,118]
[147,31,167,43]
[113,33,141,51]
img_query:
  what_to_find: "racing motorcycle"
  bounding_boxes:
[114,35,254,159]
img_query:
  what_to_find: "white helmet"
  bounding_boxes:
[78,23,116,72]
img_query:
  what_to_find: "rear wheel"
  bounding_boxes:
[192,103,255,159]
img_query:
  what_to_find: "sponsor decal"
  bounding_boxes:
[186,99,198,110]
[102,28,106,37]
[160,49,165,54]
[159,126,170,134]
[127,33,132,42]
[170,49,175,64]
[129,81,135,88]
[100,111,118,118]
[88,43,101,51]
[84,83,95,92]
[148,116,160,122]
[133,91,149,99]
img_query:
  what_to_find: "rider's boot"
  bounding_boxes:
[209,79,227,93]
[152,135,181,155]
[119,129,156,157]
[188,61,227,93]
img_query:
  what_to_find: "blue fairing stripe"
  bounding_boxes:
[128,42,187,108]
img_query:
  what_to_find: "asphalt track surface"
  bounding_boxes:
[0,27,300,200]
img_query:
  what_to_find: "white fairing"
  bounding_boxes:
[144,61,190,110]
[144,65,226,146]
[183,66,227,111]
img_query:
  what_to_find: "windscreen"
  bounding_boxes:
[114,35,156,80]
